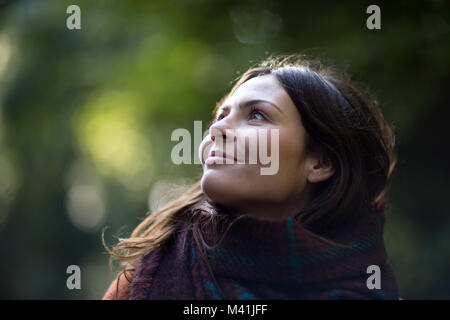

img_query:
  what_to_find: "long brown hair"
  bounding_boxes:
[103,54,397,295]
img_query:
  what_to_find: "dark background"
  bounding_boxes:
[0,0,448,299]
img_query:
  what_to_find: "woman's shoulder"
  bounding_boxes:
[102,269,135,300]
[103,242,168,300]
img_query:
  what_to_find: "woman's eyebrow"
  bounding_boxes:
[218,99,283,114]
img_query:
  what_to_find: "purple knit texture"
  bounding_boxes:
[130,206,399,300]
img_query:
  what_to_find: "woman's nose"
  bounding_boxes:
[209,117,237,142]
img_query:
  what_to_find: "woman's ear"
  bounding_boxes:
[306,153,335,184]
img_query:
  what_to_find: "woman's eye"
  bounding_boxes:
[249,109,265,121]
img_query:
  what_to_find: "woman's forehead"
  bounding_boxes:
[227,74,287,105]
[224,74,297,116]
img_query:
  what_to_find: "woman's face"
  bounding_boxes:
[199,74,333,221]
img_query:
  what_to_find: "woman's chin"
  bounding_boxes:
[201,174,240,207]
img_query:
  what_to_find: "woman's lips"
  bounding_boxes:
[205,150,237,165]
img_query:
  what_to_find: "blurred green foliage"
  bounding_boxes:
[0,0,449,299]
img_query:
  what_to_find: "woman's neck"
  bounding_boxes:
[219,197,308,222]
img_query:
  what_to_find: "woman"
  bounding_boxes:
[103,55,400,299]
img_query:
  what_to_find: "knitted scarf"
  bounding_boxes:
[129,205,399,300]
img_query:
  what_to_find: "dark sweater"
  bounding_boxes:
[129,206,399,299]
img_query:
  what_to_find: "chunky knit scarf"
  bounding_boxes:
[129,206,399,299]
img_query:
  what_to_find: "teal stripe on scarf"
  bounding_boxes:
[286,217,302,279]
[233,281,257,300]
[215,247,256,265]
[191,247,196,260]
[211,233,383,269]
[298,234,383,267]
[329,289,343,299]
[203,280,223,300]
